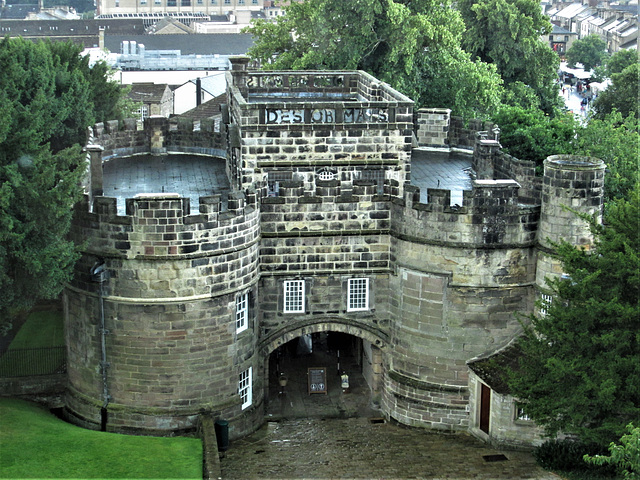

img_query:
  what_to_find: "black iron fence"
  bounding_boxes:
[0,347,66,377]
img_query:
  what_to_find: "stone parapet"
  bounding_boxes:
[394,180,540,248]
[415,108,451,148]
[538,155,605,250]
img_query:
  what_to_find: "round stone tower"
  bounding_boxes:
[64,119,263,437]
[536,155,605,297]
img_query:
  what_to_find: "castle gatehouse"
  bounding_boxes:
[64,57,604,447]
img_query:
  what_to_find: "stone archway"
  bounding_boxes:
[260,319,389,357]
[259,319,388,419]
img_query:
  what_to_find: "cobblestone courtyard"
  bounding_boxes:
[220,417,560,480]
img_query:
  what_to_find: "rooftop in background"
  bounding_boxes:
[105,34,254,56]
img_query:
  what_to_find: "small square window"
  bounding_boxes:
[348,278,369,312]
[515,404,531,421]
[239,367,252,410]
[236,292,248,334]
[224,0,230,4]
[284,280,305,313]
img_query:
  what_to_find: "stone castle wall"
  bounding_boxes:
[383,178,538,430]
[63,66,606,445]
[65,190,261,436]
[89,116,226,161]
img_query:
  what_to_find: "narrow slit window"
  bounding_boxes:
[236,292,248,333]
[239,367,252,410]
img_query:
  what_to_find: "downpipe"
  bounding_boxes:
[91,262,110,432]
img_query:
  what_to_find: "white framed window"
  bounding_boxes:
[515,403,531,421]
[540,293,553,317]
[235,292,248,334]
[284,280,305,313]
[135,104,149,121]
[239,367,252,410]
[348,278,369,311]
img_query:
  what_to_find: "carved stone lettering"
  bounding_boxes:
[344,108,388,123]
[265,109,304,124]
[310,109,335,123]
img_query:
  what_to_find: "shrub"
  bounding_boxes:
[535,439,614,473]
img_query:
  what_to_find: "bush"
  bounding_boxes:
[535,439,614,473]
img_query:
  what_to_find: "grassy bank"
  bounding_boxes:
[0,398,202,479]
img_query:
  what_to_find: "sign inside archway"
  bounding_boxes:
[308,367,327,395]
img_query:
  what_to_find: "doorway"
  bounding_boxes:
[479,383,491,434]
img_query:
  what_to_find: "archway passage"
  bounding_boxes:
[265,332,382,420]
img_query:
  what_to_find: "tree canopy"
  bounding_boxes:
[458,0,560,113]
[244,0,504,119]
[574,112,639,204]
[0,38,127,325]
[566,34,608,71]
[605,48,638,76]
[592,63,640,120]
[509,186,640,447]
[491,105,576,165]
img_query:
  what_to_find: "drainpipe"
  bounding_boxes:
[90,261,110,431]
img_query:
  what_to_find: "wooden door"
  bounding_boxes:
[480,383,491,434]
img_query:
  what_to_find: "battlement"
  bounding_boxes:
[72,190,259,259]
[395,179,539,247]
[88,116,226,160]
[226,64,414,131]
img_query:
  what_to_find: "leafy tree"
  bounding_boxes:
[574,112,639,203]
[509,186,640,447]
[566,34,608,71]
[584,423,640,479]
[491,105,576,166]
[0,38,127,326]
[458,0,561,113]
[244,0,504,119]
[592,64,640,120]
[605,49,638,76]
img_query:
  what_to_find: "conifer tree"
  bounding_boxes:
[509,186,640,447]
[0,38,127,328]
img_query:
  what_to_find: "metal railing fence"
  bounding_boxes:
[0,347,66,378]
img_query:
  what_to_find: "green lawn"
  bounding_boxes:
[0,398,203,479]
[0,310,66,377]
[8,310,65,349]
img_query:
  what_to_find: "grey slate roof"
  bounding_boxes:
[551,24,575,35]
[178,94,226,120]
[104,33,254,55]
[467,340,524,395]
[127,83,171,103]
